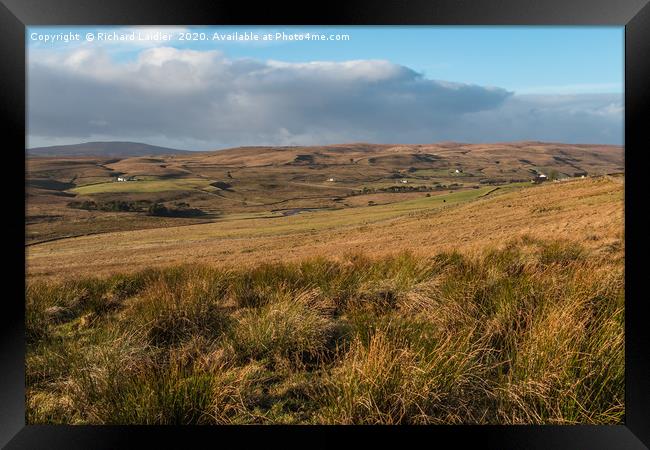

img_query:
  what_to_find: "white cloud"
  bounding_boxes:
[515,83,623,95]
[27,47,622,149]
[448,94,623,144]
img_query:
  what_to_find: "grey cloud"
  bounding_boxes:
[28,48,512,148]
[27,48,622,149]
[446,94,624,145]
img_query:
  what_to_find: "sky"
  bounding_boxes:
[26,26,624,150]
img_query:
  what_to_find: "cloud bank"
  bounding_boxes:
[27,47,623,149]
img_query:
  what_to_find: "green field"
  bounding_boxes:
[70,178,213,195]
[410,168,457,177]
[206,186,503,238]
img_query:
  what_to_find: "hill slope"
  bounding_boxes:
[26,176,624,279]
[26,176,625,425]
[27,141,194,157]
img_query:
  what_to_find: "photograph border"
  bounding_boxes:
[2,0,649,447]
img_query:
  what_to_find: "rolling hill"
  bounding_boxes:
[25,145,625,426]
[27,141,195,157]
[25,141,624,245]
[26,175,623,279]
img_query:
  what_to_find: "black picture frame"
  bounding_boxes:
[2,0,648,448]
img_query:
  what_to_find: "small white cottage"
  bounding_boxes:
[532,173,548,184]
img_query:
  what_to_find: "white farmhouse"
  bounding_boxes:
[532,173,548,184]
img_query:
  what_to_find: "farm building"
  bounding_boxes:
[454,169,463,174]
[116,175,135,182]
[532,173,548,184]
[327,178,335,182]
[400,179,408,184]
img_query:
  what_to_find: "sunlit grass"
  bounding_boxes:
[70,178,212,195]
[26,237,624,424]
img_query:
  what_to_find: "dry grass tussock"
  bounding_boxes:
[26,235,624,424]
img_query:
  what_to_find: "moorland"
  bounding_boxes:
[25,141,625,424]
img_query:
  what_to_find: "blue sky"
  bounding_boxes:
[27,26,624,149]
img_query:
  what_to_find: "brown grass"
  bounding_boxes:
[26,235,624,424]
[27,177,623,280]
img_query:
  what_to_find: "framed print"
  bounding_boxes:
[1,0,649,448]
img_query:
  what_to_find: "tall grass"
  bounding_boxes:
[26,236,624,424]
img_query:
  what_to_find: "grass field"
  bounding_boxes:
[70,178,213,195]
[26,235,624,424]
[25,143,625,425]
[27,177,621,280]
[26,142,623,246]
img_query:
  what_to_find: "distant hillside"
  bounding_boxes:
[196,141,624,175]
[27,142,194,158]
